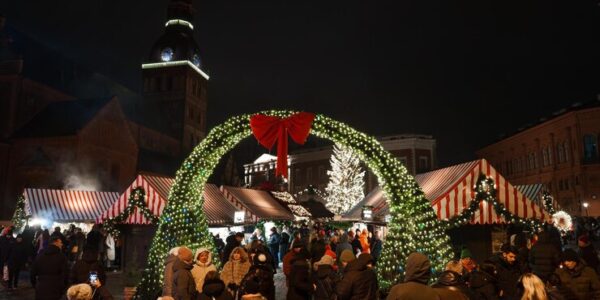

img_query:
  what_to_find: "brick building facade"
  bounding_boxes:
[477,101,600,216]
[243,134,437,195]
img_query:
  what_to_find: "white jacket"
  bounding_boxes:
[190,247,217,293]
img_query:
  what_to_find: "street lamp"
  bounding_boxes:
[583,202,589,217]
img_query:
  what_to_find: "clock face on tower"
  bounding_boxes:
[192,54,201,67]
[161,47,174,62]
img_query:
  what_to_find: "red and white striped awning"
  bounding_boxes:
[423,159,549,223]
[343,159,550,224]
[97,173,245,226]
[23,188,119,222]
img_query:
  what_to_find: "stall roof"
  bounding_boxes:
[270,191,312,219]
[344,159,550,224]
[97,173,248,226]
[300,199,334,219]
[24,188,118,222]
[220,186,295,222]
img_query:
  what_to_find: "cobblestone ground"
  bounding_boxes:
[0,269,288,300]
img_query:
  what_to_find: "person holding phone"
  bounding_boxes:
[87,271,113,300]
[70,248,106,286]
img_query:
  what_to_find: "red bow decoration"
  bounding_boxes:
[250,112,316,178]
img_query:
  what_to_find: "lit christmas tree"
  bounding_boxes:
[325,144,365,215]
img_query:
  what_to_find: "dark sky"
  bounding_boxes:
[2,0,599,166]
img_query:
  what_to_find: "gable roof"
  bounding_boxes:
[23,188,118,222]
[12,97,114,138]
[220,186,295,221]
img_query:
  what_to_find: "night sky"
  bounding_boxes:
[2,0,599,167]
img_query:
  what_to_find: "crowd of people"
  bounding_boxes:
[158,224,384,300]
[0,223,117,300]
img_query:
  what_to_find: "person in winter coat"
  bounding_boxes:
[555,249,600,300]
[488,244,522,300]
[577,235,599,273]
[348,231,361,255]
[286,251,314,300]
[518,273,548,300]
[163,247,181,297]
[172,247,197,300]
[312,255,339,300]
[529,231,561,282]
[85,226,102,252]
[220,247,251,295]
[222,232,244,265]
[50,227,67,250]
[460,247,478,275]
[279,228,290,261]
[336,253,378,300]
[358,229,370,254]
[466,261,499,300]
[386,252,440,300]
[238,252,275,300]
[513,233,531,274]
[431,260,475,300]
[267,227,280,267]
[191,248,218,293]
[30,236,69,300]
[197,271,233,300]
[289,231,302,250]
[37,229,50,255]
[6,234,28,289]
[370,231,383,263]
[336,233,353,268]
[70,248,107,286]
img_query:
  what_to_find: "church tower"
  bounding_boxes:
[142,0,208,154]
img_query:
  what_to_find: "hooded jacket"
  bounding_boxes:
[197,278,233,300]
[220,247,251,291]
[70,249,107,285]
[172,257,197,300]
[467,269,499,300]
[30,244,69,300]
[163,252,179,296]
[335,253,378,300]
[191,248,217,293]
[336,234,353,266]
[555,259,600,300]
[222,235,241,265]
[238,264,275,300]
[529,232,561,281]
[287,256,314,300]
[386,252,440,300]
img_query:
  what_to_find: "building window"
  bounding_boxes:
[559,180,563,191]
[548,146,553,164]
[583,134,598,160]
[563,142,569,162]
[418,156,429,172]
[542,148,549,166]
[399,157,408,167]
[557,144,564,163]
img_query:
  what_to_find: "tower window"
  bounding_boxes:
[583,134,599,160]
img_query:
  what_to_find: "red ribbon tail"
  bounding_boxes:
[277,126,288,178]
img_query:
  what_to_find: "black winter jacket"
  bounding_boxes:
[287,258,314,300]
[7,240,28,269]
[386,253,440,300]
[529,232,561,281]
[222,235,240,265]
[197,278,233,300]
[555,260,600,300]
[312,264,339,300]
[238,264,275,300]
[432,270,476,300]
[336,253,378,300]
[467,270,499,300]
[488,253,522,300]
[70,250,107,285]
[30,245,69,300]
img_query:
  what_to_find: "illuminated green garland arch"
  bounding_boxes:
[102,188,159,237]
[137,111,453,297]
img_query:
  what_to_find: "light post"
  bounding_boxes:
[583,202,589,217]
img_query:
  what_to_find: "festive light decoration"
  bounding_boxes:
[100,188,158,237]
[136,111,453,297]
[543,192,556,215]
[440,174,543,232]
[11,195,27,230]
[552,211,572,234]
[325,144,365,215]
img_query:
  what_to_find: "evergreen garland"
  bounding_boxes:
[101,188,158,237]
[542,192,556,215]
[441,174,543,232]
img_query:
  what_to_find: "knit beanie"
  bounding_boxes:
[316,255,334,266]
[340,250,356,263]
[178,247,193,263]
[460,247,472,259]
[562,249,579,262]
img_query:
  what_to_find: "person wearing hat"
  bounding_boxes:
[238,251,275,300]
[312,255,338,300]
[555,248,600,300]
[386,252,440,300]
[578,234,599,272]
[172,246,197,300]
[460,247,477,275]
[287,248,314,300]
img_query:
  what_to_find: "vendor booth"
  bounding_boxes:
[19,188,119,231]
[97,173,251,268]
[344,159,551,262]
